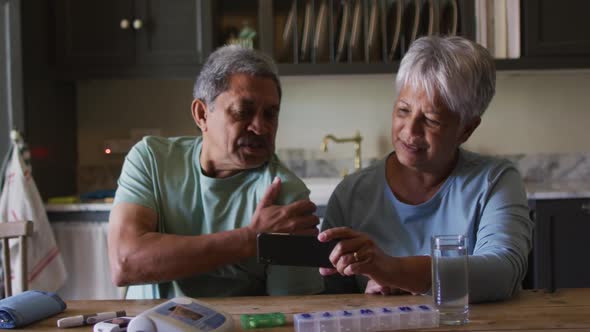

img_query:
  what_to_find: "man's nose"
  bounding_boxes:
[247,113,270,135]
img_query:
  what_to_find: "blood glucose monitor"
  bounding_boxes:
[127,297,234,332]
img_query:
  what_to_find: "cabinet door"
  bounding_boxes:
[55,0,135,65]
[534,199,590,289]
[523,0,590,56]
[135,0,203,65]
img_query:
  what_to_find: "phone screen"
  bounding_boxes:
[257,233,339,267]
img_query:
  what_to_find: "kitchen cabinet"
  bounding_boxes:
[55,0,205,78]
[205,0,590,75]
[52,0,590,78]
[523,0,590,57]
[527,198,590,290]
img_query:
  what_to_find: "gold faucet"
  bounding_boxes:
[321,130,363,172]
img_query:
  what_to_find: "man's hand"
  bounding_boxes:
[249,177,320,235]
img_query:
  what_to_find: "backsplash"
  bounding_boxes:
[77,150,590,195]
[510,153,590,182]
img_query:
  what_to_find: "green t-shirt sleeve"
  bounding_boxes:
[113,140,158,212]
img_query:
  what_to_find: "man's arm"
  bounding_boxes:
[108,202,255,286]
[108,177,319,286]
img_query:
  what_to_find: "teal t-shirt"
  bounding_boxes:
[114,136,324,298]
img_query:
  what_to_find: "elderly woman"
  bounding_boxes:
[318,36,533,303]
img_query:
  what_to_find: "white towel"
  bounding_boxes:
[0,137,67,294]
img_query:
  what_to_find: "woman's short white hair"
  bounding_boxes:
[396,36,496,123]
[193,45,281,109]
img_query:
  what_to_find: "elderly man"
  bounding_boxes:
[108,45,323,298]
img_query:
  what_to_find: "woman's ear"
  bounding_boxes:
[459,117,481,144]
[191,99,208,131]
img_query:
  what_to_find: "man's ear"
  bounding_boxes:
[191,99,208,132]
[459,117,481,144]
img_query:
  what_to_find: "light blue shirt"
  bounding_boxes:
[321,149,533,303]
[114,136,324,298]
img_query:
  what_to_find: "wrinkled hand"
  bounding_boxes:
[249,177,319,236]
[365,279,393,295]
[365,279,413,295]
[318,227,390,283]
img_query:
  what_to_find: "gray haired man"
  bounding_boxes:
[108,45,323,298]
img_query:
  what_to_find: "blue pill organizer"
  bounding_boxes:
[294,304,439,332]
[127,297,234,332]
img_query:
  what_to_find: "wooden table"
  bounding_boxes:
[29,288,590,331]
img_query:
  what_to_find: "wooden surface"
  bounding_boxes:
[29,288,590,331]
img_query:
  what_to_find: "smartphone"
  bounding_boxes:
[257,233,339,268]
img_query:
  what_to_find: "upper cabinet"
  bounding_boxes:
[55,0,205,78]
[523,0,590,57]
[52,0,590,79]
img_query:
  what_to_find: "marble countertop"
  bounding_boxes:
[524,180,590,200]
[45,179,590,212]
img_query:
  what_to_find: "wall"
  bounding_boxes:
[77,70,590,170]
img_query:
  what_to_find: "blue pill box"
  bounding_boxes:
[294,304,438,332]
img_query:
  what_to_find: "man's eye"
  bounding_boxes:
[233,108,251,119]
[264,109,279,119]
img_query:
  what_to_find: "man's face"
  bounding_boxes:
[197,73,280,177]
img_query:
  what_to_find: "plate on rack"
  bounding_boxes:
[349,0,363,61]
[440,0,458,35]
[367,0,382,62]
[335,0,351,62]
[401,0,420,54]
[300,0,313,61]
[313,0,330,62]
[417,0,434,38]
[387,0,403,61]
[279,0,297,62]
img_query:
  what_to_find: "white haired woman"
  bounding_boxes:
[318,36,533,303]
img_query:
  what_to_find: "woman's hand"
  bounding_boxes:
[365,279,392,295]
[317,227,392,281]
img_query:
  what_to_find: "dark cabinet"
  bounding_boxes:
[55,0,205,76]
[53,0,590,78]
[528,199,590,290]
[523,0,590,57]
[56,0,135,65]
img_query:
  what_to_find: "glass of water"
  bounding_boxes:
[431,234,469,325]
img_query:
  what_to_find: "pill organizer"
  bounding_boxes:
[294,304,439,332]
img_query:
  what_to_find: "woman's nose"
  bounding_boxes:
[405,115,423,136]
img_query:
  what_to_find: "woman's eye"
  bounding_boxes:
[425,117,441,127]
[397,108,409,115]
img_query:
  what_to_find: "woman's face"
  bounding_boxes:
[391,85,479,173]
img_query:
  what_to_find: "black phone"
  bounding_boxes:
[256,233,339,268]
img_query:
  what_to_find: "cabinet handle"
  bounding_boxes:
[120,19,130,30]
[132,19,143,30]
[581,202,590,214]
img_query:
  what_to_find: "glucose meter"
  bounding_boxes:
[127,297,234,332]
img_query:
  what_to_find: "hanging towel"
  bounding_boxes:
[0,131,67,294]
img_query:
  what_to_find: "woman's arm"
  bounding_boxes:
[318,227,431,294]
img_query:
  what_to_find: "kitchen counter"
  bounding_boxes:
[45,178,590,213]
